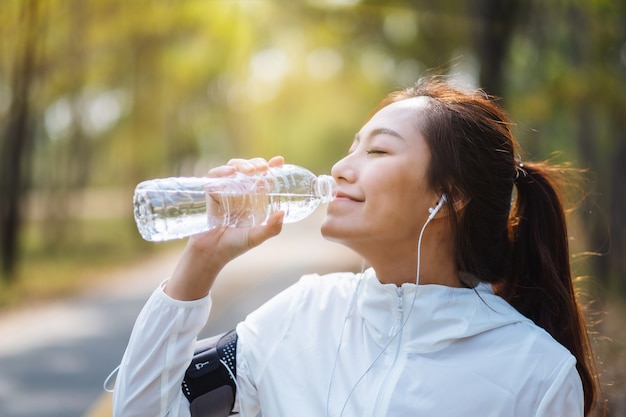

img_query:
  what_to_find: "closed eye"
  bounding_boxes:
[366,149,387,155]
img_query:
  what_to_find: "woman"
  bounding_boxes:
[112,77,602,416]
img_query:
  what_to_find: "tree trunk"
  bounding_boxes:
[608,130,626,296]
[0,0,41,280]
[469,0,525,98]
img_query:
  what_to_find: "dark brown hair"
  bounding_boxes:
[381,77,601,415]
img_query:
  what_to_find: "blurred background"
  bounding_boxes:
[0,0,624,416]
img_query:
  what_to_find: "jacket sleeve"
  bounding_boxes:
[112,282,211,417]
[535,356,584,417]
[234,275,311,417]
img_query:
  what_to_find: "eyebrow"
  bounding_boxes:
[354,127,406,142]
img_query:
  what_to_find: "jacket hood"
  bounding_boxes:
[356,268,530,353]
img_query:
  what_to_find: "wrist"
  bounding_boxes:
[165,241,225,301]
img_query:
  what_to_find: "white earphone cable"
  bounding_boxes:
[330,195,445,417]
[325,259,366,417]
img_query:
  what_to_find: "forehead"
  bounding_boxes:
[367,96,430,127]
[364,96,429,130]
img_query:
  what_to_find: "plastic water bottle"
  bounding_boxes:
[133,164,337,242]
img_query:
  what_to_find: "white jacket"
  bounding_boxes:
[113,269,583,417]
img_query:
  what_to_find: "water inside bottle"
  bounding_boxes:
[134,170,335,241]
[207,190,269,228]
[268,193,321,223]
[135,188,208,241]
[206,191,321,228]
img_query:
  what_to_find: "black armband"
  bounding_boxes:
[181,329,238,417]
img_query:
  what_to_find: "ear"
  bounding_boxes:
[430,193,469,219]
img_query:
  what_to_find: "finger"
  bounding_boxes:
[268,156,285,168]
[267,210,285,228]
[227,157,272,174]
[247,157,271,172]
[207,165,237,178]
[226,158,257,173]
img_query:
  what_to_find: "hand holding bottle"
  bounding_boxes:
[133,157,335,241]
[164,157,286,301]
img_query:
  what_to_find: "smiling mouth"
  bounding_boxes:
[335,192,363,202]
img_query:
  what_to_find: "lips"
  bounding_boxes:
[335,190,363,202]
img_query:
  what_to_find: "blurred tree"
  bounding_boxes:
[469,0,526,98]
[0,0,42,280]
[505,0,626,296]
[38,0,92,249]
[564,0,626,296]
[0,0,624,296]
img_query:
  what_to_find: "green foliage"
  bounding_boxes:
[1,2,624,411]
[0,0,624,294]
[0,217,183,308]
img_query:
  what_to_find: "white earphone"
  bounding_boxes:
[427,194,447,219]
[327,192,450,417]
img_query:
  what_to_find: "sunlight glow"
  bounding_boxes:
[44,97,73,142]
[250,48,291,84]
[306,47,344,80]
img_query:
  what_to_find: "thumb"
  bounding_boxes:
[246,211,284,249]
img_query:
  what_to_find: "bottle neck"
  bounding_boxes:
[315,175,337,202]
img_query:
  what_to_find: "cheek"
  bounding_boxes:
[367,176,426,224]
[371,171,426,208]
[385,166,436,212]
[381,195,423,231]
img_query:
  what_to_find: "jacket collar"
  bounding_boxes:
[355,268,529,352]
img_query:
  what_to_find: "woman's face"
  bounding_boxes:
[321,97,439,253]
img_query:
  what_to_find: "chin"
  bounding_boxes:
[320,218,337,240]
[320,216,346,242]
[320,217,360,248]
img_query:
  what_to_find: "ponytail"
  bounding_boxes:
[386,77,603,415]
[502,161,601,416]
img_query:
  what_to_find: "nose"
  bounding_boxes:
[331,153,356,183]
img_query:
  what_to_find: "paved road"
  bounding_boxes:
[0,209,360,417]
